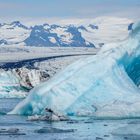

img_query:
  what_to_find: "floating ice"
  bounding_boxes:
[0,68,48,98]
[9,22,140,118]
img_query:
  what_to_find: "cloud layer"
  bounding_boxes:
[0,0,139,21]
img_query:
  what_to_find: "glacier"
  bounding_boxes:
[9,22,140,118]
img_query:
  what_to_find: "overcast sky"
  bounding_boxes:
[0,0,139,21]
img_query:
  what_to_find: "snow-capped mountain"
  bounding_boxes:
[0,17,132,47]
[25,24,95,47]
[0,21,30,45]
[0,21,97,47]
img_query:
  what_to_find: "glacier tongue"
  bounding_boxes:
[9,22,140,118]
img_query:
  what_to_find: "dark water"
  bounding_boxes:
[0,99,140,140]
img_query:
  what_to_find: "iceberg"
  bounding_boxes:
[0,68,48,98]
[9,22,140,118]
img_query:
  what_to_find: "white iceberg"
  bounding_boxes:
[9,22,140,118]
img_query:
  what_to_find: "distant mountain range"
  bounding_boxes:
[0,17,132,47]
[0,21,98,47]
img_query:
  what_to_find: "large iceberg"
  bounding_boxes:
[9,22,140,118]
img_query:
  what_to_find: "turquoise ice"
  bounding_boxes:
[9,22,140,118]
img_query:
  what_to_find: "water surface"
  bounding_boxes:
[0,99,140,140]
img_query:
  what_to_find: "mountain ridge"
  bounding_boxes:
[0,17,132,47]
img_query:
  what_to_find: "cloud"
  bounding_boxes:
[0,0,139,21]
[75,4,140,20]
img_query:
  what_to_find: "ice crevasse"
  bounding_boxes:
[9,22,140,118]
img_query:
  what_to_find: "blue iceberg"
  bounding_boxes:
[9,22,140,118]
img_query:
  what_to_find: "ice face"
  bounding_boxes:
[0,68,49,98]
[9,22,140,118]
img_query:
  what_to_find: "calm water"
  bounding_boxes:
[0,99,140,140]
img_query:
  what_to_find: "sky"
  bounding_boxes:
[0,0,139,22]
